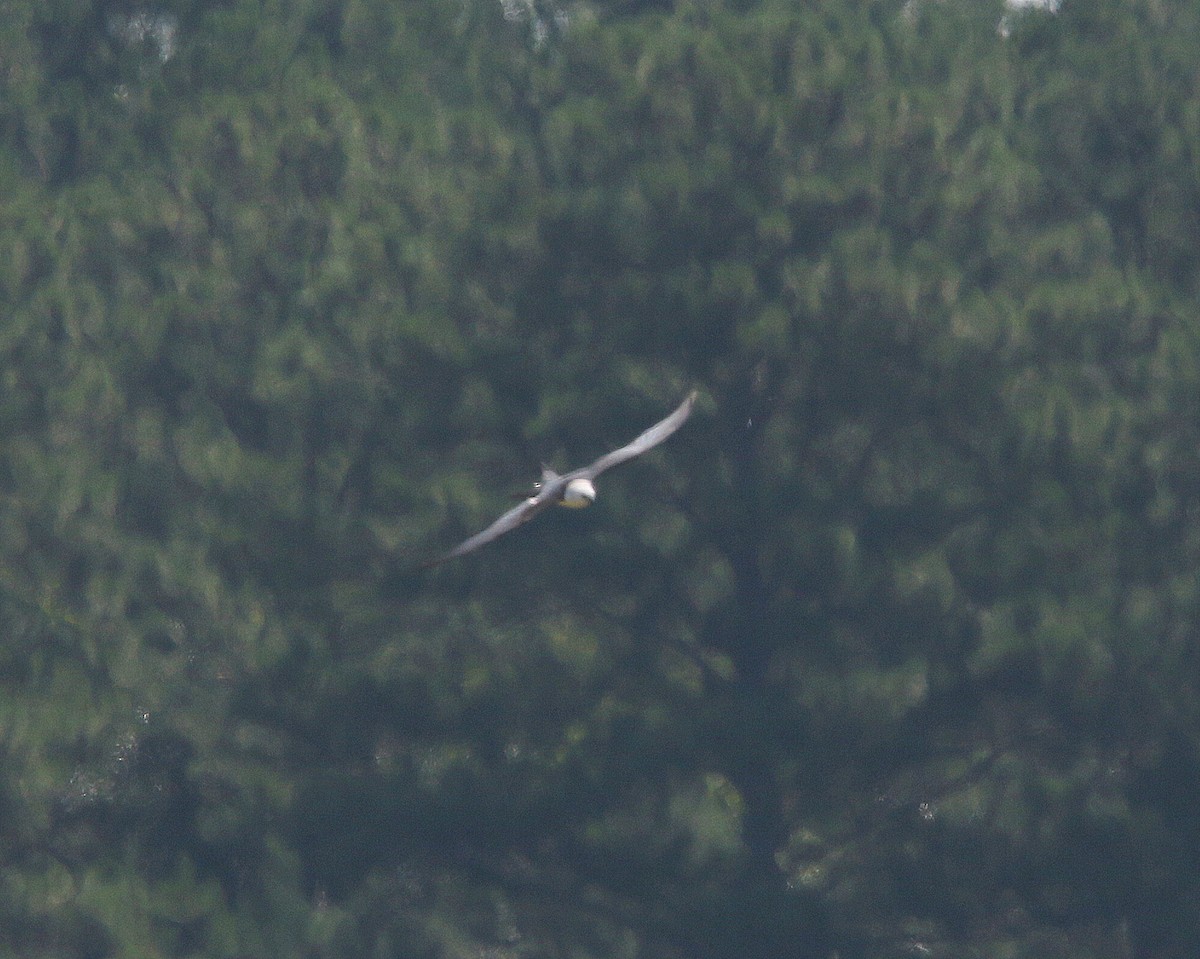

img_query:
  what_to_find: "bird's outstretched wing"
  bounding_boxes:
[423,487,558,567]
[574,390,697,481]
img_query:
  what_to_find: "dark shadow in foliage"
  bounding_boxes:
[1129,732,1200,958]
[48,729,200,879]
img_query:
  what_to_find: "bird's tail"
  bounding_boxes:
[509,465,559,500]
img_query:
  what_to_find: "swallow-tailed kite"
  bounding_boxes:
[426,390,697,565]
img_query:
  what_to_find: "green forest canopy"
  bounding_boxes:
[2,0,1200,956]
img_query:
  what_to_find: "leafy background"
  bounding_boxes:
[2,0,1199,956]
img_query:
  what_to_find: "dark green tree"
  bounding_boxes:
[2,0,1200,957]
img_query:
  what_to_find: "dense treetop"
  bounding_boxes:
[2,1,1199,956]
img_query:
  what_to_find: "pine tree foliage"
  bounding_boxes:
[1,0,1199,957]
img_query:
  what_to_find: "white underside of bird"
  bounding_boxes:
[559,477,596,508]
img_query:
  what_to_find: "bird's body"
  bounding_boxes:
[425,391,696,565]
[559,477,597,508]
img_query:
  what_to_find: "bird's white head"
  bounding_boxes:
[560,477,596,508]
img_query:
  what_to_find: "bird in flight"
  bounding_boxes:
[425,391,697,566]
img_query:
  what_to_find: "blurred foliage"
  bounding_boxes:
[1,0,1200,956]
